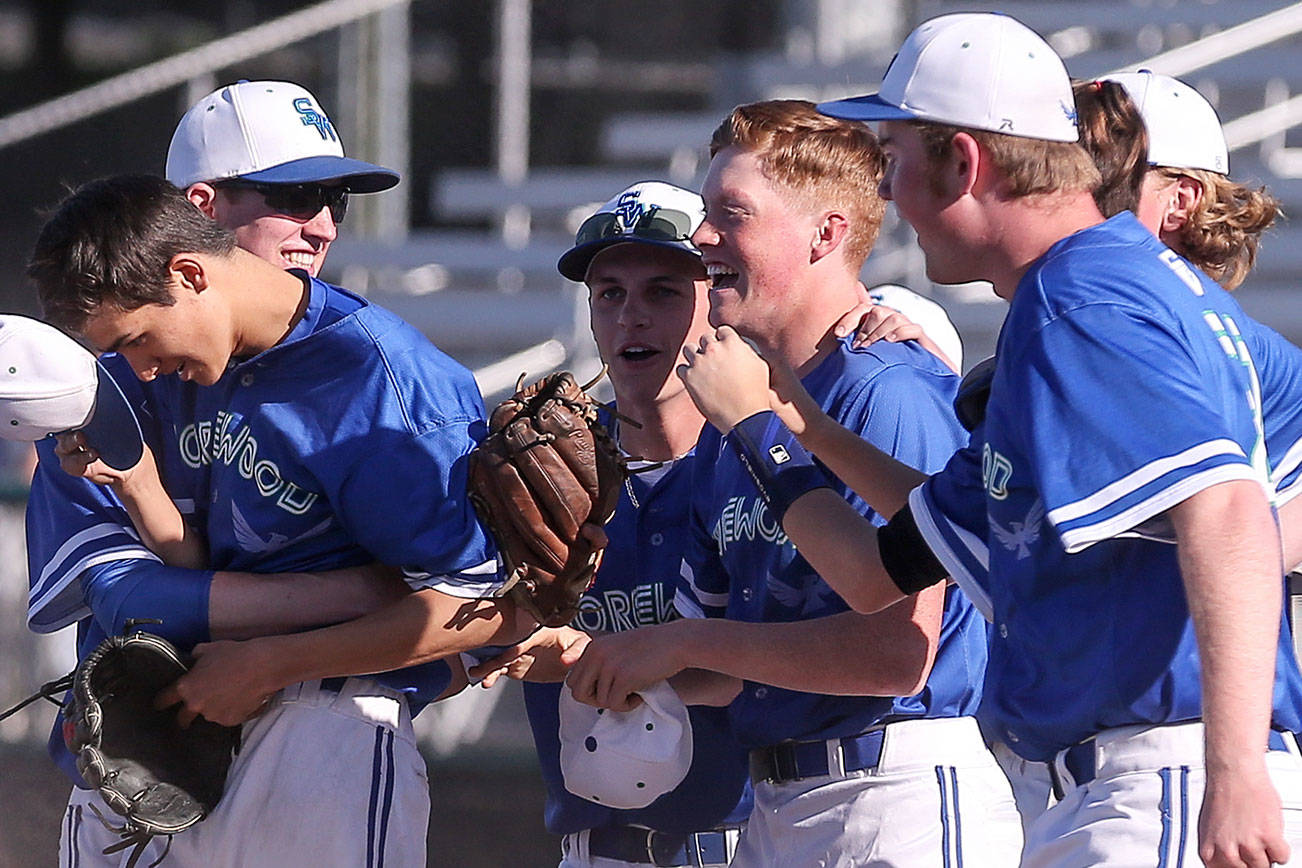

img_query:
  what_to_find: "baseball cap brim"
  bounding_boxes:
[558,237,702,283]
[240,156,400,193]
[817,94,918,123]
[74,362,143,471]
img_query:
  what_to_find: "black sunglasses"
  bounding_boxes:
[216,180,349,223]
[574,205,695,247]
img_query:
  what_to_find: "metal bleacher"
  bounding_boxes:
[324,0,1302,380]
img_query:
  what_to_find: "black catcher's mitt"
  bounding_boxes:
[63,630,241,865]
[469,371,627,627]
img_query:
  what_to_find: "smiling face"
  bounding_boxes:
[79,273,235,387]
[208,185,338,276]
[586,243,710,408]
[692,146,822,341]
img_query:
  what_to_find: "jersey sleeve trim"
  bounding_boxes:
[34,522,148,590]
[28,545,163,632]
[401,558,504,598]
[1056,463,1261,554]
[1272,437,1302,506]
[908,485,994,622]
[1041,442,1244,530]
[1276,477,1302,508]
[28,522,162,633]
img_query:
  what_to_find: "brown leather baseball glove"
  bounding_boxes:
[469,372,626,627]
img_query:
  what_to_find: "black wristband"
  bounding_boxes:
[728,410,833,521]
[879,503,948,595]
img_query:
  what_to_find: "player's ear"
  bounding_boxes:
[168,254,209,295]
[186,183,219,219]
[944,132,983,199]
[810,211,850,265]
[1162,175,1203,233]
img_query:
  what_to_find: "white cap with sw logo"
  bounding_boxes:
[166,80,399,192]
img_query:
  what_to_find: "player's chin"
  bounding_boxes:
[706,292,739,328]
[610,358,674,399]
[188,366,221,387]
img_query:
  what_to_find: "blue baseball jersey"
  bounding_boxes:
[675,337,985,748]
[920,316,1302,626]
[522,451,752,836]
[27,276,493,780]
[913,213,1302,761]
[1246,317,1302,506]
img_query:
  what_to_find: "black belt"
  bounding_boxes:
[586,826,737,867]
[748,728,885,785]
[1047,728,1299,799]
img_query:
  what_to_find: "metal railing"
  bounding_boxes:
[0,0,409,150]
[0,0,412,238]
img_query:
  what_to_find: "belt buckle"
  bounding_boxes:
[686,830,729,867]
[648,830,686,867]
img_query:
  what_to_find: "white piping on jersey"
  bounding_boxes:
[678,559,729,609]
[28,543,161,632]
[33,521,147,594]
[1270,436,1302,504]
[1057,463,1260,554]
[1275,475,1302,508]
[908,486,994,622]
[403,558,502,598]
[1046,439,1246,529]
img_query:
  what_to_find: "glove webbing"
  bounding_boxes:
[88,801,174,868]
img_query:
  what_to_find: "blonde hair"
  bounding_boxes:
[710,99,886,268]
[1151,167,1281,290]
[911,121,1101,197]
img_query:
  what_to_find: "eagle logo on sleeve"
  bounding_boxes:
[989,498,1043,560]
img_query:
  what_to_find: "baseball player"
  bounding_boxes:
[1076,71,1302,563]
[26,173,525,866]
[465,180,967,867]
[167,79,397,277]
[565,101,1021,867]
[677,13,1302,867]
[961,74,1302,834]
[473,180,754,868]
[23,83,457,866]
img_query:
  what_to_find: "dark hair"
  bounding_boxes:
[1072,79,1149,217]
[29,174,237,332]
[710,99,886,268]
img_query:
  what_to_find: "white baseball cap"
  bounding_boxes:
[0,316,143,470]
[558,181,706,282]
[166,80,400,192]
[818,13,1079,143]
[867,284,964,371]
[558,680,693,809]
[1106,71,1229,175]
